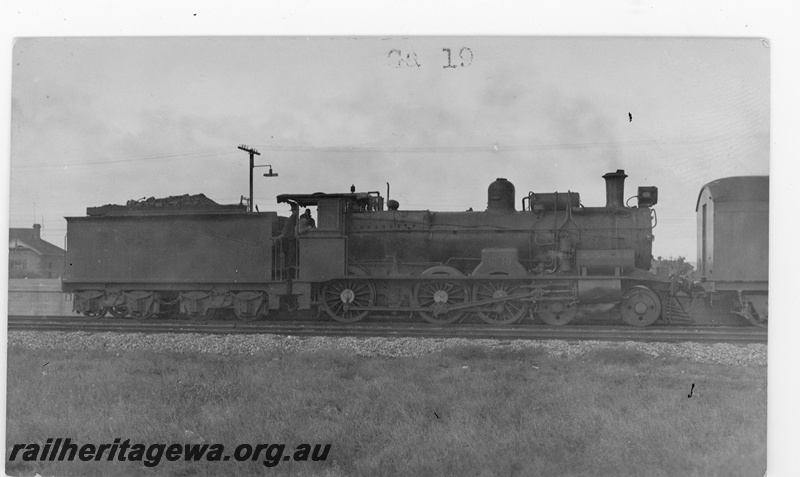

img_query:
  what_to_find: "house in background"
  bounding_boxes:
[8,224,66,279]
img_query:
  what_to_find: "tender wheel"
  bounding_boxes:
[82,308,107,319]
[187,309,214,322]
[127,302,156,320]
[537,301,576,325]
[413,266,470,325]
[321,280,376,323]
[128,309,154,320]
[108,306,128,319]
[473,280,529,325]
[621,286,662,327]
[232,292,268,322]
[234,306,265,322]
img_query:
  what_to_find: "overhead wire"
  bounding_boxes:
[10,132,757,171]
[12,147,239,170]
[249,137,713,154]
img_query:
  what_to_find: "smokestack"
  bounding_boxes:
[602,170,628,208]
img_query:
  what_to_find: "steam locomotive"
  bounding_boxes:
[61,169,767,327]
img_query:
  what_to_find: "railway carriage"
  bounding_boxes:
[694,176,769,326]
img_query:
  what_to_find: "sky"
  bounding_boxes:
[9,36,769,260]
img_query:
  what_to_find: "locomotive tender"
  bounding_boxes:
[64,169,680,326]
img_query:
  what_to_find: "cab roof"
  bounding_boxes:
[277,192,374,207]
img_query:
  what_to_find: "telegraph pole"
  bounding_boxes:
[238,145,261,212]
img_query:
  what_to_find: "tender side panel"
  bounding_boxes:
[63,213,275,287]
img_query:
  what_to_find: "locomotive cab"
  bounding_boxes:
[276,191,384,282]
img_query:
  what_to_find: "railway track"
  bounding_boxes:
[8,316,768,344]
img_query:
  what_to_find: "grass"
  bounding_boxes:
[6,344,766,476]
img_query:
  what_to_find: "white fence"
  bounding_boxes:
[8,279,74,316]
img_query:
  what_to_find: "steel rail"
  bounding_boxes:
[8,316,767,344]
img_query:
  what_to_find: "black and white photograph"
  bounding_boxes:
[3,3,794,476]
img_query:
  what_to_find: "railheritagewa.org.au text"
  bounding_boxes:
[9,438,331,468]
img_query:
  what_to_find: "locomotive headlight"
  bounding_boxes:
[637,186,658,207]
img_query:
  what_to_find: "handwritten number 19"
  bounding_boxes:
[388,47,472,69]
[442,47,473,69]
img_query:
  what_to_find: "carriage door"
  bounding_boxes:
[701,203,707,276]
